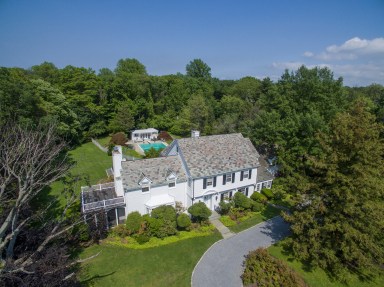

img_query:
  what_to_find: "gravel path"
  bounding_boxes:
[191,216,290,287]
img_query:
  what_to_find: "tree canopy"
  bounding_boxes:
[283,99,384,279]
[186,58,211,80]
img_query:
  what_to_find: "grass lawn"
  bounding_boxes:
[268,241,384,287]
[269,198,293,209]
[122,146,143,158]
[228,205,282,233]
[48,141,112,200]
[96,136,111,147]
[80,231,222,287]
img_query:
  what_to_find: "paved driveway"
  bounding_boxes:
[191,216,291,287]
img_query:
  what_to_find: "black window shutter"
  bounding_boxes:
[249,169,252,178]
[229,191,232,198]
[213,176,216,187]
[203,178,207,189]
[220,193,224,201]
[240,171,244,181]
[246,187,249,196]
[232,173,235,183]
[223,174,226,185]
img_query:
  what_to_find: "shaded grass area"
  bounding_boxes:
[228,205,282,233]
[268,241,384,287]
[96,136,111,147]
[80,231,222,287]
[269,196,294,209]
[122,146,143,158]
[49,141,112,202]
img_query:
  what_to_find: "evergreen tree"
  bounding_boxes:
[284,99,384,279]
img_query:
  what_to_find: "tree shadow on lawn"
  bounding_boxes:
[80,271,117,286]
[259,215,291,244]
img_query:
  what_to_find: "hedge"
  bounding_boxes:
[261,188,274,200]
[242,248,308,287]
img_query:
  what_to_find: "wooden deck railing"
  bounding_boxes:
[82,196,125,212]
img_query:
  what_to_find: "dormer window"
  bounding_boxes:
[139,174,152,193]
[166,170,177,189]
[168,182,176,188]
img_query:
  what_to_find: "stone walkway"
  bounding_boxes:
[209,211,234,239]
[192,216,291,287]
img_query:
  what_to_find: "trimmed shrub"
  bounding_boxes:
[126,211,142,235]
[251,191,268,204]
[251,201,264,212]
[144,217,177,238]
[188,202,212,223]
[218,201,232,215]
[261,188,274,199]
[135,234,150,244]
[233,192,252,210]
[176,213,192,229]
[151,205,177,227]
[242,248,308,287]
[110,132,128,145]
[112,224,130,237]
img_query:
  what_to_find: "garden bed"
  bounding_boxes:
[220,205,281,233]
[105,225,216,249]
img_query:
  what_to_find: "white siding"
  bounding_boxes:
[192,168,258,210]
[124,181,188,215]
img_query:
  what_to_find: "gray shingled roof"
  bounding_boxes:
[257,157,275,182]
[121,156,187,191]
[175,133,260,178]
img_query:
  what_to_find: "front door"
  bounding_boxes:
[204,195,212,210]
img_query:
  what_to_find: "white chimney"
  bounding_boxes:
[191,130,200,138]
[112,146,124,197]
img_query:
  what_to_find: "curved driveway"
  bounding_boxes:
[192,216,290,287]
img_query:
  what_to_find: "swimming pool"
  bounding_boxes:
[139,142,166,152]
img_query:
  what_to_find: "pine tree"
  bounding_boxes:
[284,99,384,279]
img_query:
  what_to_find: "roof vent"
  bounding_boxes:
[191,130,200,138]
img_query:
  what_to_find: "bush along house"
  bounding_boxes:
[81,133,275,226]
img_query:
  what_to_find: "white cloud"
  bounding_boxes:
[313,37,384,61]
[271,37,384,86]
[272,61,304,70]
[303,51,314,57]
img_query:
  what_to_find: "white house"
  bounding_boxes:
[131,128,158,141]
[81,133,275,226]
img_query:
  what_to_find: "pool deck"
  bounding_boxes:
[131,140,168,156]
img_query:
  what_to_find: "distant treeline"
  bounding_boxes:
[1,59,383,182]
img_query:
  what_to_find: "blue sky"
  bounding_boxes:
[0,0,383,86]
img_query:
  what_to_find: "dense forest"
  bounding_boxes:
[1,59,383,285]
[1,58,383,179]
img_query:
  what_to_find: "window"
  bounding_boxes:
[256,184,261,191]
[226,173,232,182]
[168,182,176,188]
[142,186,150,193]
[206,177,213,186]
[243,170,249,179]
